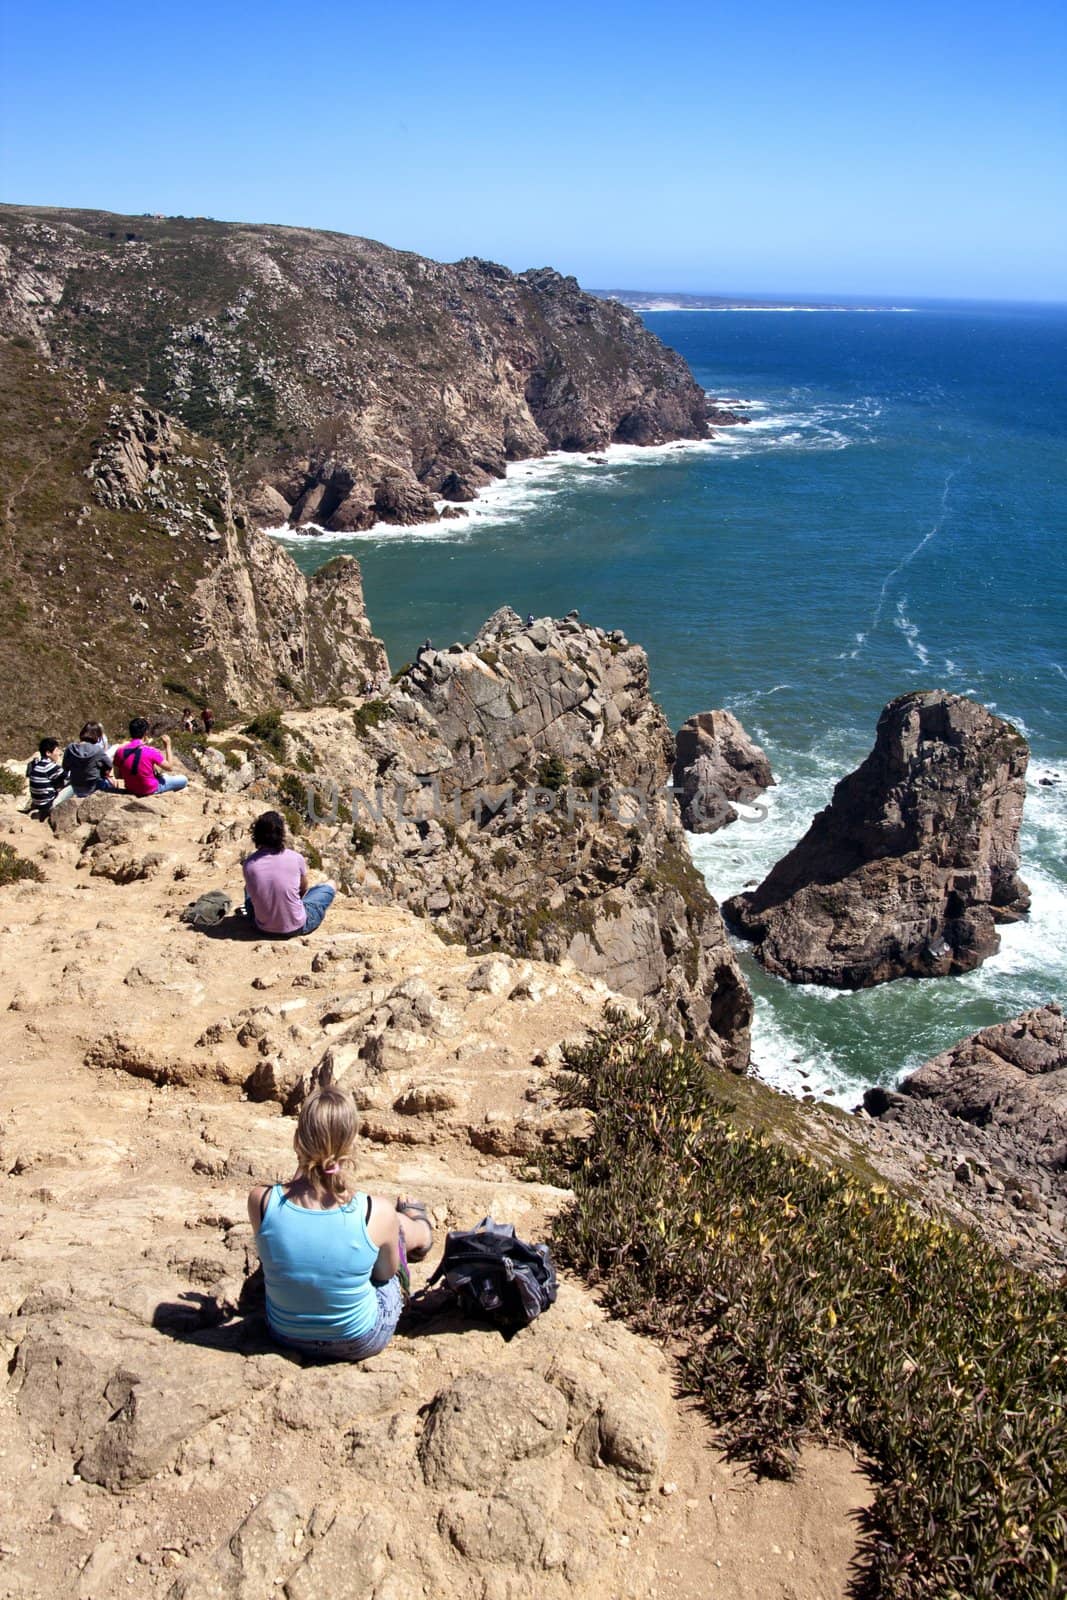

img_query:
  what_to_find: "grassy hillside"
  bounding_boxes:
[0,338,232,754]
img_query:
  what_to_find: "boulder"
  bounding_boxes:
[725,692,1030,987]
[896,1003,1067,1170]
[419,1370,569,1491]
[673,709,774,833]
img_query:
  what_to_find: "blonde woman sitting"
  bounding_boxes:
[248,1085,433,1361]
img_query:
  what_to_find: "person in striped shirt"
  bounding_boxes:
[25,738,68,819]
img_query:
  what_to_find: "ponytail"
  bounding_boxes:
[293,1086,357,1203]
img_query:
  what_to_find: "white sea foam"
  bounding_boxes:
[267,383,880,550]
[267,431,738,546]
[638,305,919,315]
[894,598,931,667]
[857,465,963,650]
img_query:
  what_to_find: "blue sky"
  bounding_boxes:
[1,0,1065,300]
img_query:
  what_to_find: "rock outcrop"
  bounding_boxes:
[247,609,751,1068]
[856,1004,1067,1274]
[725,692,1030,987]
[0,776,869,1600]
[888,1003,1067,1170]
[0,205,743,534]
[673,709,774,833]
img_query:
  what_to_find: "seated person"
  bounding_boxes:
[62,722,117,798]
[242,810,335,936]
[112,718,188,797]
[25,738,69,819]
[248,1085,433,1361]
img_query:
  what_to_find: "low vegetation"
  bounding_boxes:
[0,768,25,797]
[242,707,290,760]
[551,1012,1066,1600]
[0,842,44,885]
[351,698,392,737]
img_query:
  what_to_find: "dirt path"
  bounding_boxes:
[0,781,870,1600]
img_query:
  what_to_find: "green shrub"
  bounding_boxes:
[573,763,603,790]
[243,707,289,760]
[350,824,375,857]
[351,699,392,737]
[0,768,25,796]
[280,804,303,838]
[550,1012,1067,1600]
[536,754,568,792]
[0,842,43,885]
[276,772,308,815]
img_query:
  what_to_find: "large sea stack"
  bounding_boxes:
[725,691,1030,986]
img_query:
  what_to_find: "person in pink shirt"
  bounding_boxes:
[242,810,336,936]
[112,718,189,797]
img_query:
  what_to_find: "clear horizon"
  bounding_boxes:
[1,0,1065,302]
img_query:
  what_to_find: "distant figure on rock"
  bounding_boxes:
[242,809,335,936]
[25,737,69,819]
[200,705,215,735]
[61,722,117,800]
[181,709,195,733]
[248,1085,434,1361]
[113,718,189,797]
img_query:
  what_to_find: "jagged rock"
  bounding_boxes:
[895,1004,1067,1169]
[673,709,774,833]
[362,608,753,1067]
[725,692,1030,986]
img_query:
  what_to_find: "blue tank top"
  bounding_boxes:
[256,1186,380,1341]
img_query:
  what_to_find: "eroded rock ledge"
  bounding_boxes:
[725,691,1030,986]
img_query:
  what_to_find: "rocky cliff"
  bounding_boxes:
[892,1003,1067,1170]
[0,337,387,755]
[0,777,870,1600]
[725,691,1030,986]
[209,608,751,1069]
[0,205,735,533]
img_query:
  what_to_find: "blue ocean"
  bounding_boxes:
[281,303,1067,1102]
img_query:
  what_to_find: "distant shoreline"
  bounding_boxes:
[595,290,917,313]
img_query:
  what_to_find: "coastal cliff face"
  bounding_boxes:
[725,691,1030,986]
[0,338,387,755]
[0,205,723,533]
[227,609,751,1069]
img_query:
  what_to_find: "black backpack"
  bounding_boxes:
[423,1216,557,1338]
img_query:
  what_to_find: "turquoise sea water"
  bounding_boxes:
[281,304,1067,1102]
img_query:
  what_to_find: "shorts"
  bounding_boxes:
[270,1276,403,1362]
